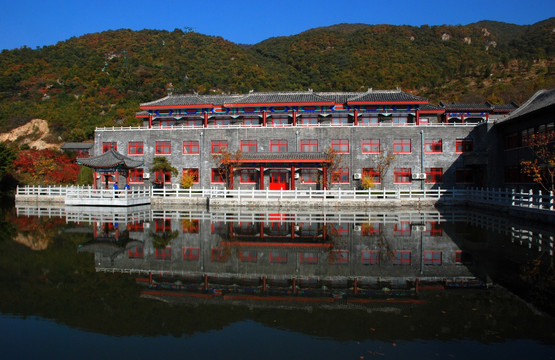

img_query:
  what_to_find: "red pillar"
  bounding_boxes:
[290,166,295,190]
[292,110,297,126]
[259,166,264,189]
[354,110,358,126]
[323,166,328,190]
[148,114,153,129]
[461,113,465,124]
[415,110,420,125]
[203,112,208,128]
[204,274,208,290]
[262,111,267,127]
[229,165,234,189]
[93,171,97,188]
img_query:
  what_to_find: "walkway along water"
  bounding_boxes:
[15,185,555,222]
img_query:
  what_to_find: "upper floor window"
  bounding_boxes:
[214,118,230,127]
[270,252,288,264]
[299,115,318,126]
[392,115,408,126]
[424,251,442,265]
[270,140,288,152]
[211,140,228,154]
[183,247,200,261]
[271,116,289,127]
[155,141,171,155]
[359,115,379,126]
[456,139,473,153]
[361,250,380,265]
[102,142,117,153]
[300,169,318,183]
[128,141,143,155]
[362,139,380,153]
[331,139,349,153]
[243,117,259,126]
[330,250,349,264]
[300,140,318,152]
[300,252,318,264]
[392,250,411,265]
[211,169,225,183]
[393,139,411,153]
[331,116,348,126]
[186,119,203,127]
[425,139,442,153]
[240,140,257,153]
[239,169,257,183]
[183,141,199,155]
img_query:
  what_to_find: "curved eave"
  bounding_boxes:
[348,101,428,105]
[140,104,213,110]
[224,102,335,108]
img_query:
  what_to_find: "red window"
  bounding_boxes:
[270,252,288,264]
[393,139,411,153]
[154,171,172,183]
[182,168,199,183]
[159,119,175,128]
[183,141,199,154]
[331,139,349,153]
[393,221,411,236]
[128,141,144,155]
[392,116,408,126]
[393,168,412,183]
[271,116,288,126]
[456,139,473,153]
[331,116,348,126]
[270,140,288,152]
[239,169,257,183]
[520,128,534,146]
[330,250,349,264]
[155,247,172,260]
[425,139,442,153]
[240,250,257,263]
[186,119,203,127]
[182,219,199,233]
[392,250,411,265]
[243,117,259,126]
[362,168,380,184]
[300,252,318,264]
[155,219,171,233]
[359,115,379,126]
[211,140,228,154]
[211,248,229,262]
[362,139,380,153]
[214,118,230,127]
[331,168,349,183]
[362,223,381,236]
[330,223,349,236]
[300,169,318,183]
[425,168,443,184]
[455,168,474,183]
[455,250,472,265]
[425,221,442,236]
[155,141,171,155]
[102,142,117,153]
[129,169,144,183]
[424,251,442,265]
[299,116,318,126]
[183,247,199,261]
[211,221,227,234]
[240,140,257,153]
[361,250,379,265]
[300,140,318,152]
[211,169,225,183]
[128,246,144,259]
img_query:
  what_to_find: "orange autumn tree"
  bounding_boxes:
[212,149,243,188]
[13,149,80,185]
[520,132,555,192]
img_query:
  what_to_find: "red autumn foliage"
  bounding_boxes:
[13,149,80,185]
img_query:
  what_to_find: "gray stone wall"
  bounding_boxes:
[96,125,479,189]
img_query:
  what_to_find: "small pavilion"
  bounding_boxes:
[77,149,144,189]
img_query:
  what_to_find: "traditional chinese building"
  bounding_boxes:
[93,88,526,190]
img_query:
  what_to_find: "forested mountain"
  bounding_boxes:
[0,18,553,142]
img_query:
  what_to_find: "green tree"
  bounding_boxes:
[150,157,178,185]
[0,142,16,182]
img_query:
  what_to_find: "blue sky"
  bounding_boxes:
[2,0,554,50]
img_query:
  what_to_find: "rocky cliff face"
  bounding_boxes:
[0,119,60,150]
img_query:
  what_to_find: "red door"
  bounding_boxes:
[269,171,289,190]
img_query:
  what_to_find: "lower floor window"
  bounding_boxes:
[300,169,318,183]
[300,252,318,264]
[240,169,257,183]
[361,250,379,265]
[362,168,380,184]
[394,168,412,183]
[155,171,172,183]
[183,247,199,261]
[270,252,288,264]
[425,167,443,183]
[211,169,225,183]
[330,250,349,264]
[182,168,199,183]
[129,169,144,183]
[455,168,474,183]
[240,250,257,263]
[155,247,172,260]
[331,168,349,183]
[392,250,411,265]
[424,251,442,265]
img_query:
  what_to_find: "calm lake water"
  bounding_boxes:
[1,203,554,359]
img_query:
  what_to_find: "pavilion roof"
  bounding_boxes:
[77,149,143,169]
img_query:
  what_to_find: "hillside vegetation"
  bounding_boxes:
[0,18,553,142]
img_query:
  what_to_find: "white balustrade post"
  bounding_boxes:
[550,191,554,211]
[538,190,542,209]
[511,189,515,206]
[528,189,533,208]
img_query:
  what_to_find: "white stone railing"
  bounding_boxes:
[15,185,555,212]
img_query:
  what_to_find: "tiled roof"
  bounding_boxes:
[316,92,364,103]
[497,88,555,124]
[77,149,143,169]
[419,104,443,112]
[225,91,334,105]
[61,142,94,150]
[491,103,519,112]
[141,94,244,107]
[347,89,427,103]
[441,103,492,112]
